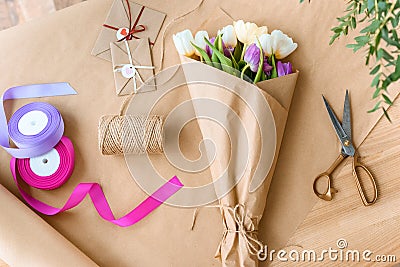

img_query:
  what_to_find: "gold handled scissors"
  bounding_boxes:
[313,90,378,206]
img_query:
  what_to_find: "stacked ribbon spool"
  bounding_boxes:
[1,83,182,226]
[8,102,72,190]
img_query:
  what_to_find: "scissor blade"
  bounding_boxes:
[322,95,355,157]
[322,95,347,139]
[342,90,352,140]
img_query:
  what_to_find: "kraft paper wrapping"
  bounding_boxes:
[0,184,97,267]
[181,55,298,267]
[0,0,398,266]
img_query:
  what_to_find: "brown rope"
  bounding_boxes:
[98,115,164,155]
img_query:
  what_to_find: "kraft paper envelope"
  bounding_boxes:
[0,0,398,266]
[0,185,97,267]
[91,0,166,61]
[110,39,155,95]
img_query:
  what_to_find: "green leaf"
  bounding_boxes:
[373,87,381,99]
[204,37,234,74]
[391,16,399,28]
[370,65,380,75]
[253,40,264,84]
[355,35,370,45]
[378,1,387,11]
[387,56,400,81]
[367,0,375,12]
[382,94,393,105]
[360,20,381,33]
[371,73,381,87]
[382,107,392,123]
[191,42,212,66]
[210,36,220,67]
[368,101,382,113]
[332,27,343,33]
[229,49,239,70]
[351,16,357,28]
[329,33,340,45]
[377,48,394,61]
[346,43,363,52]
[270,55,278,79]
[216,35,223,53]
[233,42,243,63]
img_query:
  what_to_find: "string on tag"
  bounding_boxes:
[113,40,155,94]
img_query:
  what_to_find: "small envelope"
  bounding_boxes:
[92,0,166,61]
[111,39,156,95]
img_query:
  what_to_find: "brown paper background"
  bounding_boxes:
[0,0,396,266]
[0,185,97,267]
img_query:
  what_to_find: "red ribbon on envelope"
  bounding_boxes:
[103,1,152,44]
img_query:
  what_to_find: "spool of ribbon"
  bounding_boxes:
[103,1,147,43]
[8,102,64,160]
[0,83,76,158]
[98,115,163,155]
[11,136,183,227]
[15,136,73,190]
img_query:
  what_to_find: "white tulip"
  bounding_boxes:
[218,25,237,48]
[233,20,267,45]
[173,29,195,57]
[258,33,273,56]
[272,30,298,59]
[193,30,209,56]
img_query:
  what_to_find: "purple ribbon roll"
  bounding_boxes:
[8,102,64,159]
[0,83,76,158]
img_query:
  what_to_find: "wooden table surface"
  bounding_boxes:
[271,98,400,266]
[0,1,399,267]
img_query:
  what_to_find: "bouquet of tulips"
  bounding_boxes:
[172,20,299,267]
[173,20,297,83]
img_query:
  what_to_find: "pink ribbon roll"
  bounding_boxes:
[10,137,183,227]
[15,136,73,190]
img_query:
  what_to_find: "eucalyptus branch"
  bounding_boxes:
[302,0,400,121]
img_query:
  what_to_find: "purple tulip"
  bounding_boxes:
[263,57,273,75]
[205,37,216,57]
[206,37,233,58]
[277,61,293,77]
[244,44,261,72]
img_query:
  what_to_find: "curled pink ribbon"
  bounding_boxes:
[11,136,183,227]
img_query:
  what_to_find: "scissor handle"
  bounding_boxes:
[313,154,345,201]
[352,153,378,206]
[313,173,338,201]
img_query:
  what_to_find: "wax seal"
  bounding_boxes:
[121,64,136,78]
[116,27,129,40]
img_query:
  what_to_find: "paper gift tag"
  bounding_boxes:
[92,0,166,61]
[110,38,156,95]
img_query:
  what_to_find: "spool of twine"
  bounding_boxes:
[98,115,163,155]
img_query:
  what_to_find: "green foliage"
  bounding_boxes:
[303,0,400,121]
